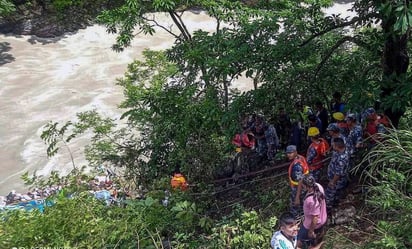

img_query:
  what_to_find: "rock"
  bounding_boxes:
[331,205,356,225]
[21,19,32,34]
[0,22,16,33]
[0,1,104,37]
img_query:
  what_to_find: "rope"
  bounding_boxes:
[188,154,332,197]
[213,160,290,184]
[213,155,332,184]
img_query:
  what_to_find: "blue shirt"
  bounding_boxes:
[328,150,349,179]
[347,125,363,155]
[306,145,317,165]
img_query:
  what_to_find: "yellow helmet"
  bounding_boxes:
[308,127,320,137]
[332,112,345,121]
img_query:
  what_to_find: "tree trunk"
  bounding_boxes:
[380,15,409,128]
[223,79,229,110]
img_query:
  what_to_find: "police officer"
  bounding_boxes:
[325,137,350,211]
[286,145,309,217]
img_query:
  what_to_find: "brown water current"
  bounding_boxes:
[0,4,354,195]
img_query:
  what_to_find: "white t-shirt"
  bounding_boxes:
[270,231,297,249]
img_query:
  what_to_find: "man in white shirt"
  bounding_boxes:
[271,212,299,249]
[271,212,325,249]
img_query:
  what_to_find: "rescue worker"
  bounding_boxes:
[325,137,350,211]
[290,103,313,152]
[251,115,267,157]
[286,145,310,217]
[315,101,329,134]
[345,113,363,156]
[306,127,330,181]
[308,114,323,133]
[232,114,256,151]
[362,107,391,148]
[277,107,292,150]
[265,124,280,161]
[171,169,189,191]
[326,123,346,147]
[332,112,349,137]
[331,91,345,113]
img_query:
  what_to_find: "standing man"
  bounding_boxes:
[286,145,309,217]
[331,91,345,113]
[251,115,267,156]
[271,212,325,249]
[265,124,280,162]
[332,112,349,137]
[277,107,292,150]
[308,114,323,133]
[326,123,346,147]
[315,101,329,134]
[306,127,330,181]
[325,137,350,211]
[346,113,363,157]
[362,107,391,149]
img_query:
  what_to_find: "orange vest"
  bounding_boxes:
[171,174,188,191]
[307,138,329,170]
[231,132,255,148]
[288,155,309,187]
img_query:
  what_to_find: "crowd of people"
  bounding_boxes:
[230,92,393,249]
[0,90,394,248]
[267,93,393,249]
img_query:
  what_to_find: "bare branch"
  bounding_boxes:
[141,15,181,39]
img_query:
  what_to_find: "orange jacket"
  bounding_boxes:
[288,155,309,187]
[171,173,188,191]
[307,138,329,170]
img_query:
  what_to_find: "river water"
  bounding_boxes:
[0,4,354,196]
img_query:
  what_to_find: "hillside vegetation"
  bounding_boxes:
[1,0,412,248]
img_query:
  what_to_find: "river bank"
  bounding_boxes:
[0,11,230,195]
[0,3,354,195]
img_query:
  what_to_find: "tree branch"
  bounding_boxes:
[300,13,380,48]
[174,11,192,40]
[142,15,181,39]
[168,11,192,41]
[314,36,359,78]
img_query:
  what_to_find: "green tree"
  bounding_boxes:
[294,0,412,126]
[0,0,15,17]
[97,0,412,126]
[354,129,412,248]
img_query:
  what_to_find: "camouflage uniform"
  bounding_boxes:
[329,133,347,147]
[277,112,292,149]
[289,155,309,217]
[265,125,279,161]
[325,150,350,209]
[347,124,363,156]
